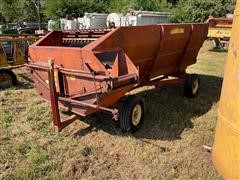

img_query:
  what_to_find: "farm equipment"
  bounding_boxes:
[212,1,240,179]
[27,23,208,132]
[0,23,47,35]
[0,24,19,34]
[107,11,171,28]
[207,16,233,48]
[0,34,40,88]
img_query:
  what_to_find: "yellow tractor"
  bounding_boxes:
[0,34,40,88]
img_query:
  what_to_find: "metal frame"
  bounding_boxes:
[26,59,188,132]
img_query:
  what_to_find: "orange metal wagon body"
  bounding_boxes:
[27,23,208,132]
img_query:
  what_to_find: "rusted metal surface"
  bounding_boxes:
[28,24,208,131]
[208,17,233,28]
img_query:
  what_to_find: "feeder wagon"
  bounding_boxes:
[27,23,208,132]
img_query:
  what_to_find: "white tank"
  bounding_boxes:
[78,13,108,29]
[48,20,56,31]
[226,14,234,18]
[77,17,84,29]
[60,18,78,30]
[60,18,67,30]
[106,13,123,28]
[125,11,172,26]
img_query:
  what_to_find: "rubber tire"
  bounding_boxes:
[184,74,200,98]
[120,95,145,132]
[0,69,17,88]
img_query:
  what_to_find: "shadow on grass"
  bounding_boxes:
[209,47,228,53]
[16,72,35,89]
[73,74,223,141]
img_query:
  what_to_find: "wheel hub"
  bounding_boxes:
[132,104,142,126]
[192,79,199,94]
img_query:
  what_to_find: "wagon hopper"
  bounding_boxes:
[27,24,208,132]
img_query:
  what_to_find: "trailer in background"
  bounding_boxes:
[207,16,233,48]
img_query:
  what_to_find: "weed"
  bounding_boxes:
[0,109,14,127]
[26,101,52,133]
[16,141,32,157]
[80,146,92,157]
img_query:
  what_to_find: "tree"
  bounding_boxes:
[135,0,172,11]
[0,0,44,24]
[108,0,172,13]
[108,0,135,13]
[0,13,6,23]
[0,0,21,22]
[44,0,107,20]
[172,0,236,23]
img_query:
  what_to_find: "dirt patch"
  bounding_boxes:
[62,156,91,179]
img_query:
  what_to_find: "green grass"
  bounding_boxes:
[0,109,14,127]
[3,141,63,180]
[0,41,226,179]
[26,100,53,134]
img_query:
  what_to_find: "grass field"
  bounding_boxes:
[0,41,227,180]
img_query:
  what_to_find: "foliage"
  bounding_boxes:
[0,0,43,23]
[0,13,6,23]
[135,0,172,12]
[108,0,172,13]
[0,0,21,22]
[107,0,135,13]
[44,0,108,20]
[0,0,237,23]
[172,0,236,23]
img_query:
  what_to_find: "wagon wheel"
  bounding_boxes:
[184,74,200,98]
[0,69,17,89]
[120,95,145,132]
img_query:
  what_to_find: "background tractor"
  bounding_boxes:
[0,34,40,88]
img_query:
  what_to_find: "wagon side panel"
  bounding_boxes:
[149,24,192,78]
[29,47,106,102]
[90,26,161,81]
[179,23,209,71]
